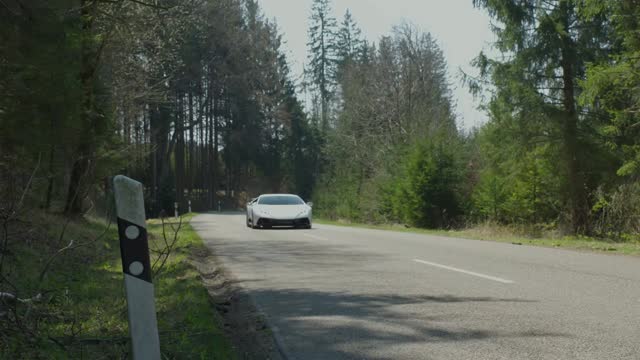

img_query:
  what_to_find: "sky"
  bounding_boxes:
[257,0,497,130]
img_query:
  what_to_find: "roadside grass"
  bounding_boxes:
[2,212,235,359]
[315,218,640,256]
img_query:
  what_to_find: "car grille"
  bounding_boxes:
[258,218,310,227]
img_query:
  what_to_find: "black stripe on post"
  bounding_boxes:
[117,217,152,283]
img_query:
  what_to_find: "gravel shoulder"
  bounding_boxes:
[190,238,284,360]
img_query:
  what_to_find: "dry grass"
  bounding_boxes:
[316,218,640,256]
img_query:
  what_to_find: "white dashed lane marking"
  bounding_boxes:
[413,259,514,284]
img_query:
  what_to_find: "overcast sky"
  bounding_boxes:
[257,0,496,130]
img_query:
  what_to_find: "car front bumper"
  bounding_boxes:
[256,217,311,227]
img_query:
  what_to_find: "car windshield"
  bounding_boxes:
[258,196,304,205]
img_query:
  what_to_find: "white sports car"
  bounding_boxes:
[246,194,312,229]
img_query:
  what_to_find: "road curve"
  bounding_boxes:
[192,213,640,360]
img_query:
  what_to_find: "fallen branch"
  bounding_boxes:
[52,335,130,345]
[0,291,17,303]
[0,292,42,306]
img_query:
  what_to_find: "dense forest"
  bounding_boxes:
[2,0,640,236]
[1,0,320,219]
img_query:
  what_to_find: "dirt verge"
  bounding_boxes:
[190,246,284,360]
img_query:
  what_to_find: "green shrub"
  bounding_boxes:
[388,139,463,228]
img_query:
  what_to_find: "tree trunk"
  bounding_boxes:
[149,105,159,215]
[560,3,587,234]
[65,0,96,216]
[188,90,195,195]
[211,96,219,209]
[65,151,90,215]
[43,133,55,211]
[203,80,211,207]
[176,94,185,207]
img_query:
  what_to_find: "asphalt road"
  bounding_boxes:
[192,213,640,360]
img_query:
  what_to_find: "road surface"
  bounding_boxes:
[192,213,640,360]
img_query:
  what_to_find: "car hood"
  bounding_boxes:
[253,204,310,219]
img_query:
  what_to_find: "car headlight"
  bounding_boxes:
[255,209,270,217]
[296,208,311,218]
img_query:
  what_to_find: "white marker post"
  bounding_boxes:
[113,176,161,360]
[188,200,192,213]
[174,202,178,218]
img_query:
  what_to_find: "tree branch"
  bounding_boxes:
[127,0,175,10]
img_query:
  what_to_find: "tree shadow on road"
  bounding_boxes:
[246,287,568,360]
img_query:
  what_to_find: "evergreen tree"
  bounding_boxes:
[336,9,364,75]
[581,0,640,178]
[470,0,611,233]
[306,0,338,132]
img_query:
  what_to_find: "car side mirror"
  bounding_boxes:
[307,202,313,207]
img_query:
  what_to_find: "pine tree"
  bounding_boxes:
[306,0,338,133]
[336,9,364,74]
[471,0,610,234]
[581,0,640,178]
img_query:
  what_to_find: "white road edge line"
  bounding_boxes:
[413,259,514,284]
[303,233,328,241]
